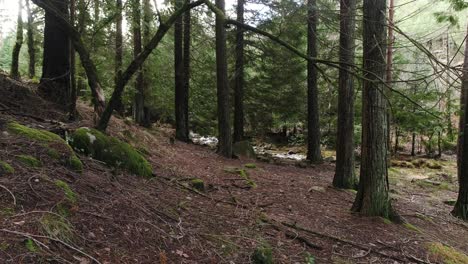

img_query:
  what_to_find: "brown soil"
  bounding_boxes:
[0,75,467,263]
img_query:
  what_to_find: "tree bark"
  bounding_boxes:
[215,0,232,157]
[233,0,245,143]
[10,0,24,80]
[114,0,125,115]
[132,0,146,125]
[333,0,357,189]
[306,0,322,163]
[453,24,468,220]
[175,0,189,141]
[69,0,78,120]
[411,132,416,156]
[25,0,36,79]
[182,0,191,139]
[352,0,396,219]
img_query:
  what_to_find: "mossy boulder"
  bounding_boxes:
[0,161,14,175]
[17,155,42,168]
[233,140,256,159]
[7,122,83,173]
[190,178,205,192]
[69,128,153,178]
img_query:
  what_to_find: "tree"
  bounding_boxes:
[306,0,322,163]
[10,0,24,79]
[175,0,189,141]
[233,0,245,143]
[69,0,78,120]
[352,0,397,219]
[25,0,36,79]
[114,0,124,115]
[36,0,72,106]
[215,0,232,157]
[333,0,356,189]
[132,0,146,125]
[183,0,191,140]
[453,24,468,221]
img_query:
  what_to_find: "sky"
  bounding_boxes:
[0,0,245,40]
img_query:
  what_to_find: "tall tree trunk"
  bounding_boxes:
[215,0,232,158]
[306,0,322,163]
[453,24,468,221]
[333,0,357,189]
[352,0,397,220]
[25,0,35,79]
[175,0,189,141]
[10,0,24,80]
[39,0,72,106]
[114,0,125,115]
[394,126,399,154]
[142,0,152,126]
[386,0,394,154]
[69,0,78,120]
[233,0,245,143]
[132,0,145,125]
[182,0,191,139]
[411,132,416,156]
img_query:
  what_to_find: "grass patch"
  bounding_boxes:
[404,222,422,233]
[24,239,37,252]
[252,242,273,264]
[0,161,14,174]
[427,242,468,264]
[55,180,77,204]
[40,214,74,244]
[17,155,42,168]
[244,163,257,169]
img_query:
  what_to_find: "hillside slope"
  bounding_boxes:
[0,75,467,263]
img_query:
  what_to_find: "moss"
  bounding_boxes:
[0,242,9,251]
[8,122,83,173]
[0,161,15,174]
[224,167,257,188]
[17,155,42,168]
[70,128,153,177]
[244,163,257,169]
[251,243,273,264]
[190,179,205,192]
[381,217,392,225]
[40,214,74,244]
[0,207,15,217]
[55,180,77,204]
[404,222,422,233]
[24,239,37,252]
[427,242,468,264]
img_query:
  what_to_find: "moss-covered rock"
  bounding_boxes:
[0,161,14,175]
[69,128,153,177]
[251,243,273,264]
[17,155,42,168]
[7,122,83,173]
[190,178,205,192]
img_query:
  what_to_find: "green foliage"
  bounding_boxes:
[70,128,153,177]
[304,253,315,264]
[244,163,257,169]
[24,239,38,252]
[251,242,273,264]
[0,161,15,174]
[190,178,205,192]
[55,180,78,204]
[427,242,468,264]
[17,155,42,168]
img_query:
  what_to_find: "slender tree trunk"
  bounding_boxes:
[386,0,394,154]
[182,0,191,138]
[215,0,232,157]
[39,0,72,106]
[175,0,189,141]
[132,0,145,125]
[114,0,125,115]
[233,0,245,143]
[306,0,322,163]
[352,0,397,220]
[333,0,357,189]
[411,132,416,156]
[142,0,152,126]
[10,0,24,80]
[453,24,468,221]
[69,0,78,120]
[394,126,399,154]
[25,0,35,79]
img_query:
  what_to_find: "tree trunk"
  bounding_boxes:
[10,0,24,80]
[39,0,71,106]
[182,0,191,138]
[233,0,245,143]
[386,0,394,154]
[215,0,232,158]
[69,0,78,120]
[411,132,416,156]
[132,0,145,125]
[394,126,399,154]
[175,0,189,141]
[306,0,322,163]
[25,0,36,79]
[453,24,468,220]
[114,0,125,115]
[333,0,357,189]
[141,0,152,127]
[352,0,396,220]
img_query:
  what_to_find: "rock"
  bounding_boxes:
[233,140,256,159]
[308,186,326,193]
[190,179,205,192]
[70,128,153,177]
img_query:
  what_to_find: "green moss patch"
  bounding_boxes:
[69,128,153,177]
[244,163,257,169]
[427,242,468,264]
[55,180,78,204]
[17,155,42,168]
[251,243,273,264]
[7,122,83,173]
[0,161,14,174]
[190,178,205,192]
[224,167,257,188]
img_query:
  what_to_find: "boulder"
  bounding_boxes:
[233,140,256,159]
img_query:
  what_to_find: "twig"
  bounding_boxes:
[0,184,16,206]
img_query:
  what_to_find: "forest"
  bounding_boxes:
[0,0,468,263]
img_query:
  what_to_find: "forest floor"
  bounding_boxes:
[0,74,467,264]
